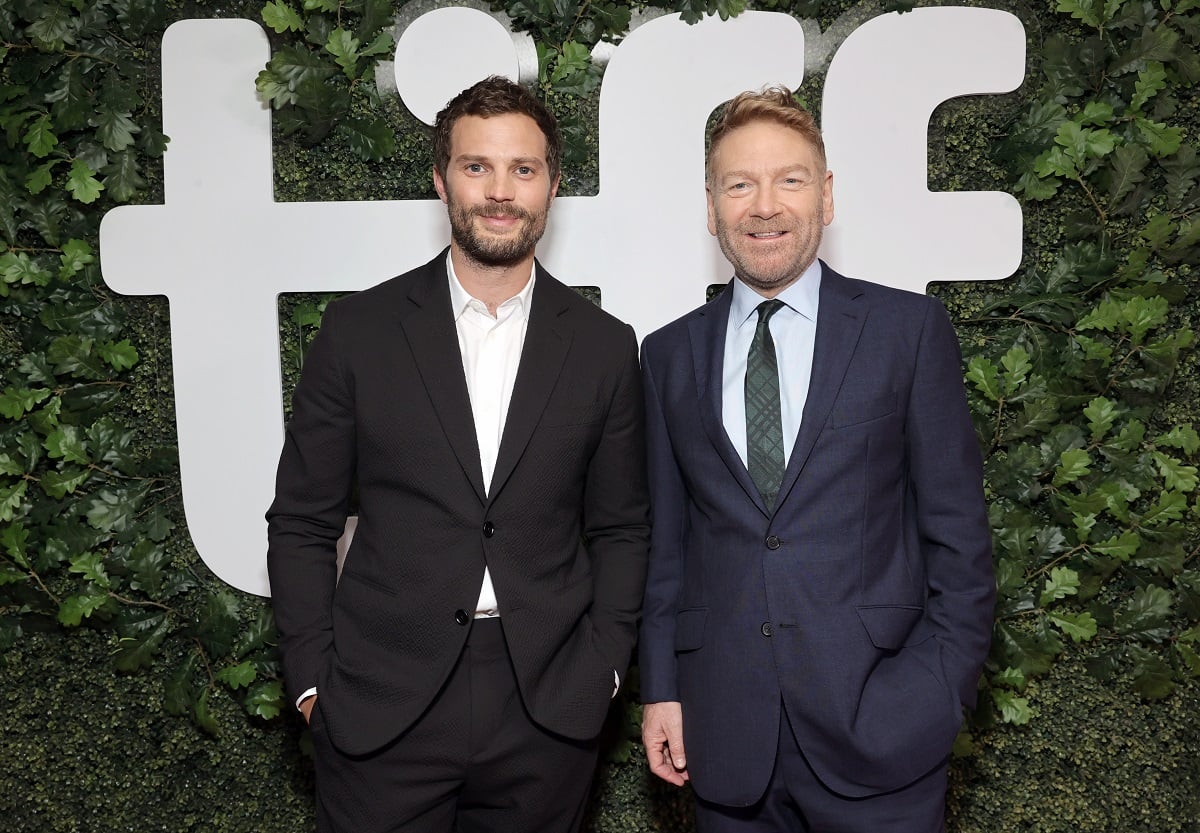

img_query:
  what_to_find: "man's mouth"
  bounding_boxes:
[747,231,785,239]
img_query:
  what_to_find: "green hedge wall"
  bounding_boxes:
[2,0,1199,830]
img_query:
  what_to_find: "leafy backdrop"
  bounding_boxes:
[1,0,1198,830]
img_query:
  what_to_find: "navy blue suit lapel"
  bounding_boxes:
[776,266,866,510]
[397,254,487,504]
[489,264,572,502]
[688,285,768,516]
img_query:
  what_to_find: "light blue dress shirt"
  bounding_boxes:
[722,259,822,468]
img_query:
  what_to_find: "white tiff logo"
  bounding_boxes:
[99,6,1025,595]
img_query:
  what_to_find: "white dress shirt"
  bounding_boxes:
[447,254,536,617]
[721,259,822,468]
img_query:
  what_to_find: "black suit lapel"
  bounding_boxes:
[776,266,866,509]
[397,255,487,503]
[688,286,767,515]
[488,265,572,502]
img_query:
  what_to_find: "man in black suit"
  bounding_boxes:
[267,76,649,833]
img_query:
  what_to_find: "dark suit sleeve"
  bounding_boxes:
[581,324,651,684]
[637,337,689,703]
[266,299,356,708]
[908,298,995,709]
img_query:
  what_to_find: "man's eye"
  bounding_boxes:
[467,163,485,173]
[516,166,534,176]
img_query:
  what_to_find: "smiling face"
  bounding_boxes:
[707,119,834,297]
[433,112,559,269]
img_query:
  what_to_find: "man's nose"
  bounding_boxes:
[485,173,516,202]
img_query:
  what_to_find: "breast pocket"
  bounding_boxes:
[830,391,897,429]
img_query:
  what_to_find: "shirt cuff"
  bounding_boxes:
[296,687,317,711]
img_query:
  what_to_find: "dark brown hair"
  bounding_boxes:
[433,76,561,182]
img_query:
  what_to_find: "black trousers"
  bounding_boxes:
[311,618,599,833]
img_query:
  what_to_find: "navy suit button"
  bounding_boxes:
[482,521,495,538]
[455,610,470,626]
[761,622,772,637]
[765,535,781,550]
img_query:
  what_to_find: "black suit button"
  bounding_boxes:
[761,622,773,637]
[482,521,495,538]
[766,535,781,550]
[455,610,470,626]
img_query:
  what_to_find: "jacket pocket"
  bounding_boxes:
[856,604,925,650]
[674,607,708,653]
[830,391,897,429]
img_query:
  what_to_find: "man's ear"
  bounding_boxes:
[706,186,718,237]
[432,167,448,204]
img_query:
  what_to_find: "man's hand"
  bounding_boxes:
[299,695,317,725]
[642,701,688,786]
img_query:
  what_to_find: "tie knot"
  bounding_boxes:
[755,299,785,326]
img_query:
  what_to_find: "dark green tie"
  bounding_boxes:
[745,300,786,511]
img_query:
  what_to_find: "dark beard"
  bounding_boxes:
[447,201,548,268]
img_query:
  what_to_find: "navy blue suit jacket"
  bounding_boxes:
[638,263,994,804]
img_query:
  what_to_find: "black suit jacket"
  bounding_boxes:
[639,264,994,803]
[267,251,650,756]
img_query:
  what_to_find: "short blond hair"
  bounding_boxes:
[706,86,826,183]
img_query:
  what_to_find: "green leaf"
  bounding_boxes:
[65,158,104,204]
[127,538,171,594]
[993,620,1059,676]
[0,454,24,477]
[1039,566,1080,606]
[1111,24,1181,76]
[1152,451,1198,492]
[1103,143,1148,204]
[1090,530,1140,560]
[84,488,140,533]
[231,607,275,659]
[993,666,1026,689]
[193,688,220,735]
[113,613,172,672]
[1115,585,1173,642]
[59,239,95,280]
[165,654,199,716]
[245,679,285,720]
[338,117,394,163]
[24,114,58,158]
[1176,643,1200,678]
[262,0,304,33]
[217,660,257,689]
[26,161,57,195]
[1139,490,1187,526]
[1135,118,1184,157]
[1,252,53,288]
[46,63,90,131]
[1129,646,1174,698]
[90,107,140,152]
[58,590,110,627]
[991,688,1032,724]
[1083,396,1117,442]
[1158,424,1200,454]
[196,591,241,658]
[101,150,146,203]
[40,467,91,499]
[1,522,31,569]
[97,339,138,370]
[1130,61,1168,111]
[1053,448,1091,487]
[1048,610,1097,642]
[325,28,361,77]
[966,356,1001,401]
[0,386,51,420]
[68,551,110,589]
[46,425,89,465]
[1000,346,1032,393]
[0,481,29,523]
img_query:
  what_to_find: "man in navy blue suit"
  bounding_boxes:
[638,86,995,832]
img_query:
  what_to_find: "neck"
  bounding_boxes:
[449,244,535,315]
